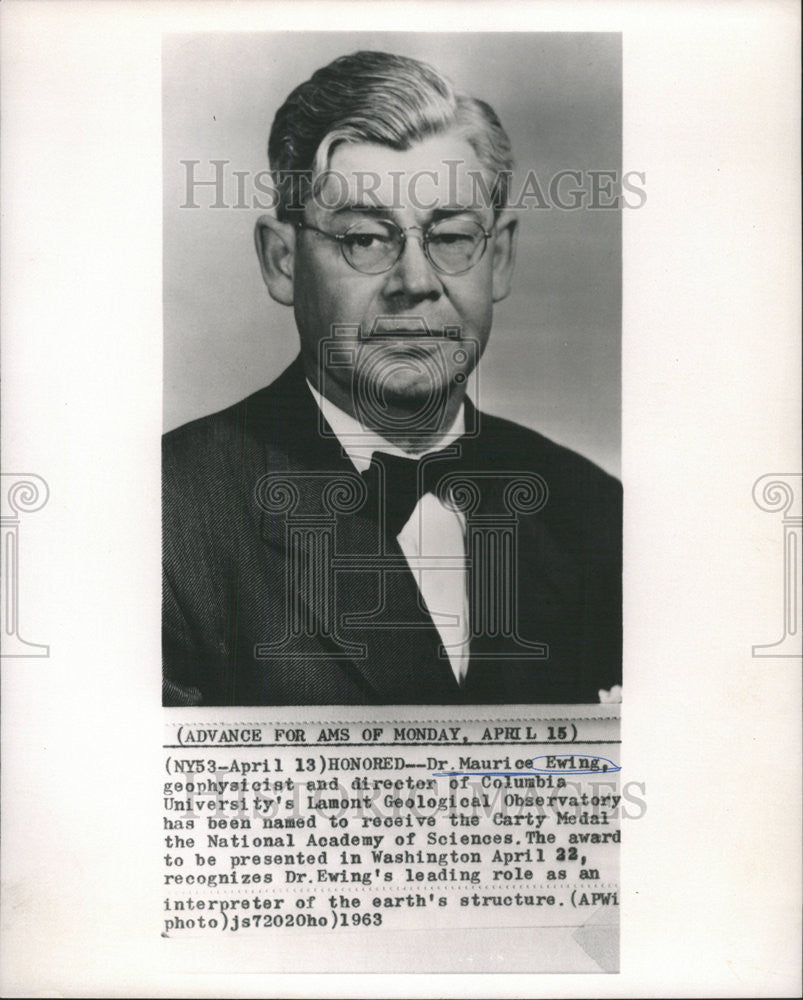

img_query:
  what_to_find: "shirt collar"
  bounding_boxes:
[306,379,465,473]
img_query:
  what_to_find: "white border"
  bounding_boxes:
[1,1,800,996]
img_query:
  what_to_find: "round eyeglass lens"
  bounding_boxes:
[425,218,487,274]
[341,220,400,273]
[339,218,488,275]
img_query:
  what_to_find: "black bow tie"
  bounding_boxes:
[361,442,466,538]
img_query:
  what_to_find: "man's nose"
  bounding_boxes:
[385,230,442,300]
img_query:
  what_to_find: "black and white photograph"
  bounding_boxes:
[1,0,800,995]
[162,34,624,707]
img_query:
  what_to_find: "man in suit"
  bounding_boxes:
[163,51,621,706]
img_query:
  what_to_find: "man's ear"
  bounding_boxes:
[254,215,296,306]
[490,210,518,303]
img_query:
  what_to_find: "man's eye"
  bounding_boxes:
[344,232,391,249]
[430,231,474,245]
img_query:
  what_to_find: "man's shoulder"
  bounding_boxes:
[473,409,621,559]
[164,392,256,459]
[474,408,620,497]
[163,358,306,473]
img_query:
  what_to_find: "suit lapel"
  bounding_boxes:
[253,358,459,703]
[457,416,585,701]
[331,510,460,702]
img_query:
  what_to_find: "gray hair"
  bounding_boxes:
[268,50,514,219]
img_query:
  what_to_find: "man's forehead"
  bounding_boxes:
[316,131,492,214]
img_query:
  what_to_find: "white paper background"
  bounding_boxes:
[1,0,800,996]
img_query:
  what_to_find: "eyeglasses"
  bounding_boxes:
[295,216,492,276]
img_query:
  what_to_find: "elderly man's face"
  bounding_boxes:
[262,129,517,427]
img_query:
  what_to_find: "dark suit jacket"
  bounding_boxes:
[163,356,621,706]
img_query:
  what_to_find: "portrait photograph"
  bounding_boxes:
[162,32,624,707]
[2,2,799,996]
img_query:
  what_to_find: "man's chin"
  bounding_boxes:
[355,365,451,407]
[349,361,459,436]
[357,338,459,392]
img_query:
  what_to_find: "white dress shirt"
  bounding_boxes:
[307,381,470,683]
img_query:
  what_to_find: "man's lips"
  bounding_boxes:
[367,316,458,337]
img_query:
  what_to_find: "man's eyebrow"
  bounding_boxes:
[430,206,485,221]
[328,204,486,221]
[329,203,393,217]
